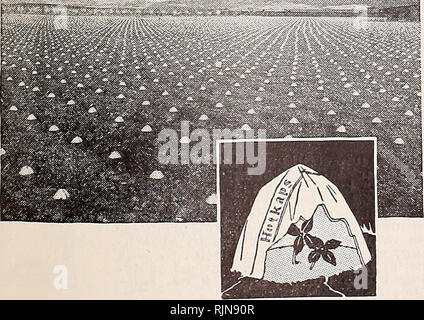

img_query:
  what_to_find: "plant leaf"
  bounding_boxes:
[322,250,337,266]
[301,218,313,233]
[293,236,304,255]
[308,250,321,263]
[304,234,324,249]
[325,239,341,250]
[287,223,301,236]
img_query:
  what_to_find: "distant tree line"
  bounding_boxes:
[379,5,420,21]
[1,3,420,21]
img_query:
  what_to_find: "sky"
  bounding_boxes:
[2,0,420,9]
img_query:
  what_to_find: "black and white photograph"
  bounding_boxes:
[219,139,377,298]
[1,0,421,223]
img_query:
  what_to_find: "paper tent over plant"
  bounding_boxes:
[231,164,372,284]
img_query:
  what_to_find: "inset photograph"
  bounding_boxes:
[219,138,376,298]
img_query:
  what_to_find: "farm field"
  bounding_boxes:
[1,14,422,222]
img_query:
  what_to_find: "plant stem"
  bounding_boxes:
[292,250,296,264]
[310,262,316,270]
